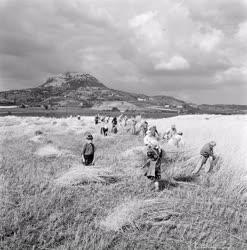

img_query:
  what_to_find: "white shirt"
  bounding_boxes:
[144,135,159,147]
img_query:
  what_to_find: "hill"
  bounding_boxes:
[0,72,186,111]
[0,72,246,115]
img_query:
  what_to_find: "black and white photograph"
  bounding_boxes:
[0,0,247,249]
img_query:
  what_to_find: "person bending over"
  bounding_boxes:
[192,141,216,175]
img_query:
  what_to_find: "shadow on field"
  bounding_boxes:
[172,174,198,183]
[98,175,122,184]
[158,179,178,191]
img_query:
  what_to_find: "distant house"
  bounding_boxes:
[137,98,146,101]
[19,103,28,108]
[164,105,170,108]
[176,105,183,109]
[189,104,198,108]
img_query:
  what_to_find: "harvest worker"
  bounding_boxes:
[123,115,128,127]
[168,131,185,148]
[112,116,117,127]
[143,129,163,191]
[140,121,148,136]
[95,114,99,125]
[81,133,95,166]
[100,122,108,136]
[147,125,159,138]
[192,141,217,175]
[111,124,118,134]
[131,117,137,135]
[164,124,177,140]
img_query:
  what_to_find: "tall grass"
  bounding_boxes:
[0,115,247,249]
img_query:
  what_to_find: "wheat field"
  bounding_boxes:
[0,115,247,249]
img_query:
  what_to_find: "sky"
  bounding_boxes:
[0,0,247,104]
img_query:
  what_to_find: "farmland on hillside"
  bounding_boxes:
[0,115,247,249]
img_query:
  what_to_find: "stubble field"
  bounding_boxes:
[0,114,247,249]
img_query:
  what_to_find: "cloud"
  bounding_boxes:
[0,0,246,104]
[214,66,247,85]
[192,28,224,52]
[236,21,247,42]
[129,11,157,28]
[154,56,190,71]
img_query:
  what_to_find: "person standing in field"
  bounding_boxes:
[123,115,128,127]
[81,134,95,166]
[131,117,137,135]
[112,116,117,128]
[95,114,99,125]
[140,121,148,136]
[164,124,177,141]
[192,141,217,175]
[146,125,159,139]
[118,114,124,123]
[143,129,163,191]
[111,124,118,134]
[168,131,185,148]
[100,121,108,136]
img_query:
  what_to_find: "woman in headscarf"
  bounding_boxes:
[143,127,163,190]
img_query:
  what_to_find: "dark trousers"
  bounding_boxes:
[144,150,163,180]
[101,127,108,136]
[84,154,94,166]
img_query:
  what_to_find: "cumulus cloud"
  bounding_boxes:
[154,56,190,71]
[236,21,247,42]
[0,0,246,104]
[215,66,247,85]
[192,28,224,52]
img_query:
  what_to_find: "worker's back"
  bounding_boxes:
[200,143,213,157]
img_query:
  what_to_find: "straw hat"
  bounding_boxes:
[209,141,216,147]
[86,133,93,140]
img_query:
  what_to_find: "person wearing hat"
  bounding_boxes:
[130,117,137,135]
[111,124,118,134]
[168,131,185,148]
[164,124,177,140]
[81,133,95,166]
[95,114,99,125]
[143,128,163,190]
[147,125,159,137]
[100,118,109,136]
[139,120,148,136]
[192,141,217,175]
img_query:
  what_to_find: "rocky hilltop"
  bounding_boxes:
[0,72,186,110]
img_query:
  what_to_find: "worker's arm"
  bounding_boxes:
[144,136,149,146]
[81,144,86,163]
[209,148,216,160]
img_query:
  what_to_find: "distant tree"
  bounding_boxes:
[45,77,54,84]
[112,107,120,112]
[65,72,71,78]
[20,104,26,108]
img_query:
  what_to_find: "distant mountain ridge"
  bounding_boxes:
[41,73,105,89]
[0,72,186,109]
[0,72,246,114]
